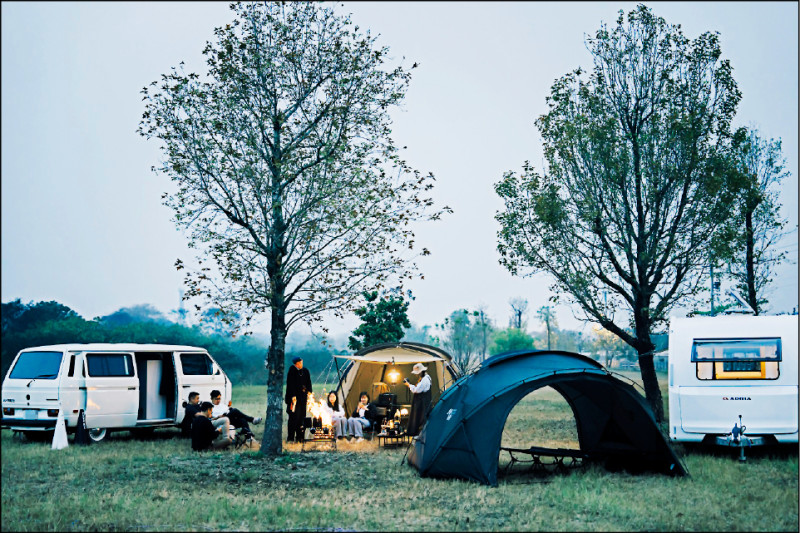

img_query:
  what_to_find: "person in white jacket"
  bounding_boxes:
[322,391,348,439]
[404,362,432,436]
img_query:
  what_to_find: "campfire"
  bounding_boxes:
[305,392,333,438]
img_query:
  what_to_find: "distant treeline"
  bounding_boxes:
[0,299,339,385]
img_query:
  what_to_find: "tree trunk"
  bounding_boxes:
[260,306,287,457]
[744,209,759,314]
[634,310,664,424]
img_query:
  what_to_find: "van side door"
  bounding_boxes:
[175,352,226,407]
[83,352,139,430]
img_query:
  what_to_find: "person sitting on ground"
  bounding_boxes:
[322,391,347,439]
[191,401,233,451]
[210,390,262,438]
[180,391,203,437]
[346,392,379,442]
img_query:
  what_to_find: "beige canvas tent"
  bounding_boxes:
[334,342,462,420]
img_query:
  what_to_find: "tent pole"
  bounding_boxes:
[334,356,344,394]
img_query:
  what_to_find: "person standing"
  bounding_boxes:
[404,362,432,436]
[285,356,312,442]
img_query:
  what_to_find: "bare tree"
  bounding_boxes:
[474,305,494,361]
[139,2,448,455]
[508,297,528,330]
[536,306,558,350]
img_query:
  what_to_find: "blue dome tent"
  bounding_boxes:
[407,350,688,486]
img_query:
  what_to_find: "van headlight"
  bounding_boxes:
[2,408,14,416]
[47,409,59,417]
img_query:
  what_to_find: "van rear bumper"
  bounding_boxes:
[0,418,58,430]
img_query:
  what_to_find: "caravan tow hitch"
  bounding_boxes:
[715,415,765,462]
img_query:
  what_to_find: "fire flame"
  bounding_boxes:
[306,392,332,427]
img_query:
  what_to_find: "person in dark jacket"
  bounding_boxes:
[180,391,202,437]
[285,356,312,442]
[346,392,379,441]
[191,402,233,451]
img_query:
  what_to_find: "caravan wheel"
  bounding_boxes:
[88,428,107,442]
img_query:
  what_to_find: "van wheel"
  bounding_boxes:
[88,428,107,442]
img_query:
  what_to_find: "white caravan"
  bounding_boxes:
[1,344,232,442]
[668,315,798,446]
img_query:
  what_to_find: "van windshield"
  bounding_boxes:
[9,351,63,380]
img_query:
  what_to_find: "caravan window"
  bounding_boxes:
[86,353,134,377]
[692,338,781,380]
[180,353,213,375]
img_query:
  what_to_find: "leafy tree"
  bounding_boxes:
[199,307,239,337]
[536,306,558,350]
[1,298,269,386]
[98,304,170,327]
[495,5,741,422]
[436,309,483,373]
[551,328,583,353]
[591,325,637,369]
[1,299,80,334]
[287,334,336,384]
[348,289,411,351]
[139,2,447,455]
[402,322,435,345]
[489,327,536,356]
[717,127,790,314]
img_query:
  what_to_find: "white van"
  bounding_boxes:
[668,315,798,445]
[1,344,233,442]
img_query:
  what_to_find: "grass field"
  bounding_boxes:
[1,372,797,532]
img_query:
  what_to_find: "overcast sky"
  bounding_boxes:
[2,2,797,341]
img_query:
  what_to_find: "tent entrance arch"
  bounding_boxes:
[498,386,582,472]
[333,342,462,420]
[408,350,688,486]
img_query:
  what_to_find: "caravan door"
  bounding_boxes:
[83,352,139,429]
[175,351,226,406]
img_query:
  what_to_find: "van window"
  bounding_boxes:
[9,351,63,380]
[692,338,781,380]
[86,353,134,377]
[68,355,76,377]
[180,353,213,375]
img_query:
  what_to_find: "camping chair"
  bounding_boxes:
[375,392,398,420]
[369,392,398,440]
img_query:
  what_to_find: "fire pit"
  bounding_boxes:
[301,392,336,451]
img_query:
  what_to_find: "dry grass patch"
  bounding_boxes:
[2,380,797,532]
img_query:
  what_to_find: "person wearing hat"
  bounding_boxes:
[404,362,432,436]
[285,356,312,443]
